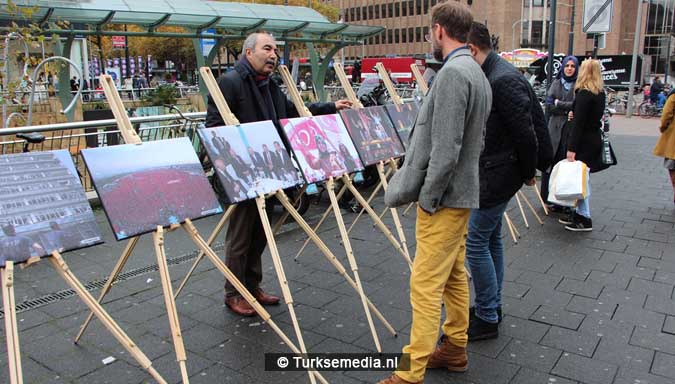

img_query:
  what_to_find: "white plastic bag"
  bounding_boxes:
[547,161,576,207]
[552,160,589,201]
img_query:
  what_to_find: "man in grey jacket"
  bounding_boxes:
[378,2,492,384]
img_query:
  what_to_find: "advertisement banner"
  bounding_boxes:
[532,54,642,88]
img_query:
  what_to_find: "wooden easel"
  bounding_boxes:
[293,63,413,270]
[1,256,168,384]
[75,74,329,384]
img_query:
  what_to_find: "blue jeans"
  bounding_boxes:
[465,201,509,324]
[575,173,591,219]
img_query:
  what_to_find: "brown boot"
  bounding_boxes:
[225,296,256,317]
[426,336,468,372]
[253,288,280,305]
[376,374,422,384]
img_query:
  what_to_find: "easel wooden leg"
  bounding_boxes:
[402,202,415,216]
[181,220,329,384]
[346,167,393,235]
[342,175,413,269]
[376,162,411,264]
[515,194,530,229]
[519,190,544,225]
[75,235,140,343]
[152,227,190,384]
[49,253,167,384]
[2,262,23,384]
[276,190,396,337]
[295,182,350,261]
[272,185,307,235]
[255,197,316,384]
[326,180,382,351]
[533,184,549,215]
[173,205,236,299]
[503,212,519,244]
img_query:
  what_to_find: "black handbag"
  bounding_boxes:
[599,116,617,168]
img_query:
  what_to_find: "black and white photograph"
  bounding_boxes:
[81,138,223,240]
[0,150,102,266]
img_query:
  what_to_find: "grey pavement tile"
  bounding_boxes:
[551,352,618,384]
[181,324,231,354]
[612,304,666,330]
[508,367,578,384]
[186,363,253,384]
[500,316,550,344]
[496,338,562,372]
[600,251,641,266]
[627,277,674,299]
[654,270,675,285]
[566,296,617,320]
[501,281,531,299]
[651,351,675,379]
[630,327,675,355]
[540,326,600,358]
[597,287,648,308]
[523,287,573,308]
[501,296,540,320]
[664,316,675,334]
[555,277,604,299]
[150,351,215,384]
[291,286,344,309]
[613,367,675,384]
[645,295,675,316]
[578,317,634,346]
[466,335,512,358]
[508,252,554,273]
[515,270,563,289]
[311,315,371,344]
[547,262,592,281]
[530,305,585,330]
[460,352,519,384]
[73,358,151,384]
[593,338,654,372]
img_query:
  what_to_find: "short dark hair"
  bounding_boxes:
[468,22,492,51]
[430,1,473,43]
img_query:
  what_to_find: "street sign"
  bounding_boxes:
[583,0,614,33]
[112,36,126,49]
[200,29,216,57]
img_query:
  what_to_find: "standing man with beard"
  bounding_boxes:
[205,32,352,316]
[379,3,492,383]
[464,22,538,340]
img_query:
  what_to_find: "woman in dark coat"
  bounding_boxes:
[560,59,606,232]
[542,56,579,211]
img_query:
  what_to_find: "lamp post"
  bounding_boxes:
[512,19,528,52]
[627,0,645,118]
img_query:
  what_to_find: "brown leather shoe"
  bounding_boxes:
[427,336,468,372]
[225,296,256,317]
[253,288,280,305]
[376,374,422,384]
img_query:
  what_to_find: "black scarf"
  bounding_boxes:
[239,58,278,123]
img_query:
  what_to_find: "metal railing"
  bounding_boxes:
[3,85,201,105]
[0,111,206,191]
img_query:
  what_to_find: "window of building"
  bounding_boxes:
[408,0,415,15]
[523,0,529,7]
[368,5,374,19]
[408,27,414,42]
[416,0,422,15]
[423,0,430,14]
[395,29,400,44]
[533,0,543,6]
[362,6,367,20]
[348,8,354,22]
[402,28,407,43]
[387,29,393,44]
[402,1,407,16]
[374,4,380,19]
[395,2,400,17]
[388,3,394,18]
[530,20,545,48]
[356,7,361,21]
[415,26,422,42]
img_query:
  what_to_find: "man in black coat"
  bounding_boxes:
[465,22,539,340]
[205,32,352,316]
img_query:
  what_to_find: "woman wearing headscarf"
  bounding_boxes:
[541,55,579,212]
[560,59,606,232]
[655,88,675,205]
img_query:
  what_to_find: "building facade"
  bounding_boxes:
[328,0,672,78]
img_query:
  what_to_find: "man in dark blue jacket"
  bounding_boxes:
[465,22,539,340]
[205,32,351,316]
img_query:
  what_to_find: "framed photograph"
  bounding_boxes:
[340,106,405,166]
[385,102,419,149]
[0,150,102,267]
[281,114,363,184]
[81,138,223,240]
[198,120,304,204]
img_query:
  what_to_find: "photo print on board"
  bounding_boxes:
[339,106,405,166]
[0,150,102,267]
[81,138,223,240]
[198,120,303,204]
[385,102,419,149]
[281,114,364,184]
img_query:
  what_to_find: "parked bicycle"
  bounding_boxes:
[638,99,662,119]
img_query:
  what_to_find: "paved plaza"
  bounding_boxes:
[1,116,674,384]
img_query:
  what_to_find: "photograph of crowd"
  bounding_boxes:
[81,138,223,240]
[340,106,405,166]
[0,150,102,266]
[281,114,364,184]
[385,102,420,148]
[198,121,303,204]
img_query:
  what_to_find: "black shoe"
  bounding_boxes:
[468,313,499,341]
[565,215,592,232]
[547,204,566,214]
[558,213,574,225]
[469,306,502,324]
